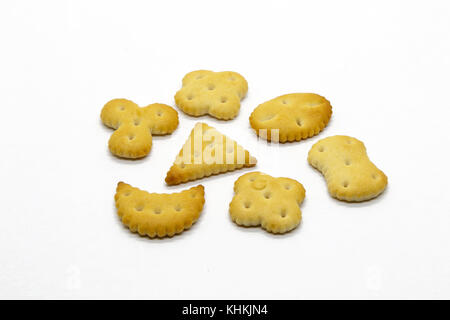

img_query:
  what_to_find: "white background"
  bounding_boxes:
[1,0,449,299]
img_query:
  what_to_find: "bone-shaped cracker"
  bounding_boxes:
[115,182,205,238]
[229,172,305,234]
[174,70,248,120]
[308,135,388,202]
[101,98,178,158]
[250,93,332,142]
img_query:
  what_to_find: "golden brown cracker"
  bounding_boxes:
[308,135,388,202]
[115,182,205,238]
[249,93,332,142]
[165,122,257,185]
[101,98,178,158]
[174,70,248,120]
[229,172,305,234]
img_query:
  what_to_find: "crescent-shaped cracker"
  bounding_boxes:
[115,182,205,238]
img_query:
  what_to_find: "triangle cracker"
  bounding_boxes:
[165,123,257,185]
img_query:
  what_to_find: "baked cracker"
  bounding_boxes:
[115,182,205,238]
[165,122,257,185]
[229,172,305,234]
[308,135,388,201]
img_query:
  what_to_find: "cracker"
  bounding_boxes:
[165,122,257,185]
[229,172,305,234]
[101,98,179,158]
[249,93,332,142]
[308,135,388,202]
[174,70,248,120]
[115,182,205,238]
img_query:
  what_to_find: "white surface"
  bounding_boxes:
[1,0,450,299]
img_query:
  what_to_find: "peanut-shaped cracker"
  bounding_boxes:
[174,70,248,120]
[229,172,305,234]
[115,182,205,238]
[250,93,332,142]
[308,135,388,202]
[101,98,178,159]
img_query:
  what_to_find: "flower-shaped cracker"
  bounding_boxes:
[229,172,305,234]
[101,98,178,158]
[174,70,248,120]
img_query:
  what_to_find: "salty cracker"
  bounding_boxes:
[101,98,178,158]
[308,135,388,202]
[165,122,257,185]
[174,70,248,120]
[115,182,205,238]
[229,172,305,234]
[249,93,332,142]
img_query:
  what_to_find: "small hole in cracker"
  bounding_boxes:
[153,208,161,214]
[263,191,271,199]
[345,160,351,166]
[280,209,287,218]
[119,106,125,111]
[296,119,302,127]
[187,95,193,100]
[128,134,135,141]
[207,84,215,90]
[191,193,196,198]
[196,75,204,80]
[135,205,144,212]
[318,146,325,152]
[282,100,287,105]
[284,184,291,190]
[244,201,251,209]
[343,181,349,188]
[372,174,377,179]
[134,119,141,126]
[124,192,131,197]
[220,97,227,103]
[175,205,182,212]
[157,110,163,116]
[249,177,256,182]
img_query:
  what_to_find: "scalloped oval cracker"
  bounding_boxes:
[250,93,332,142]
